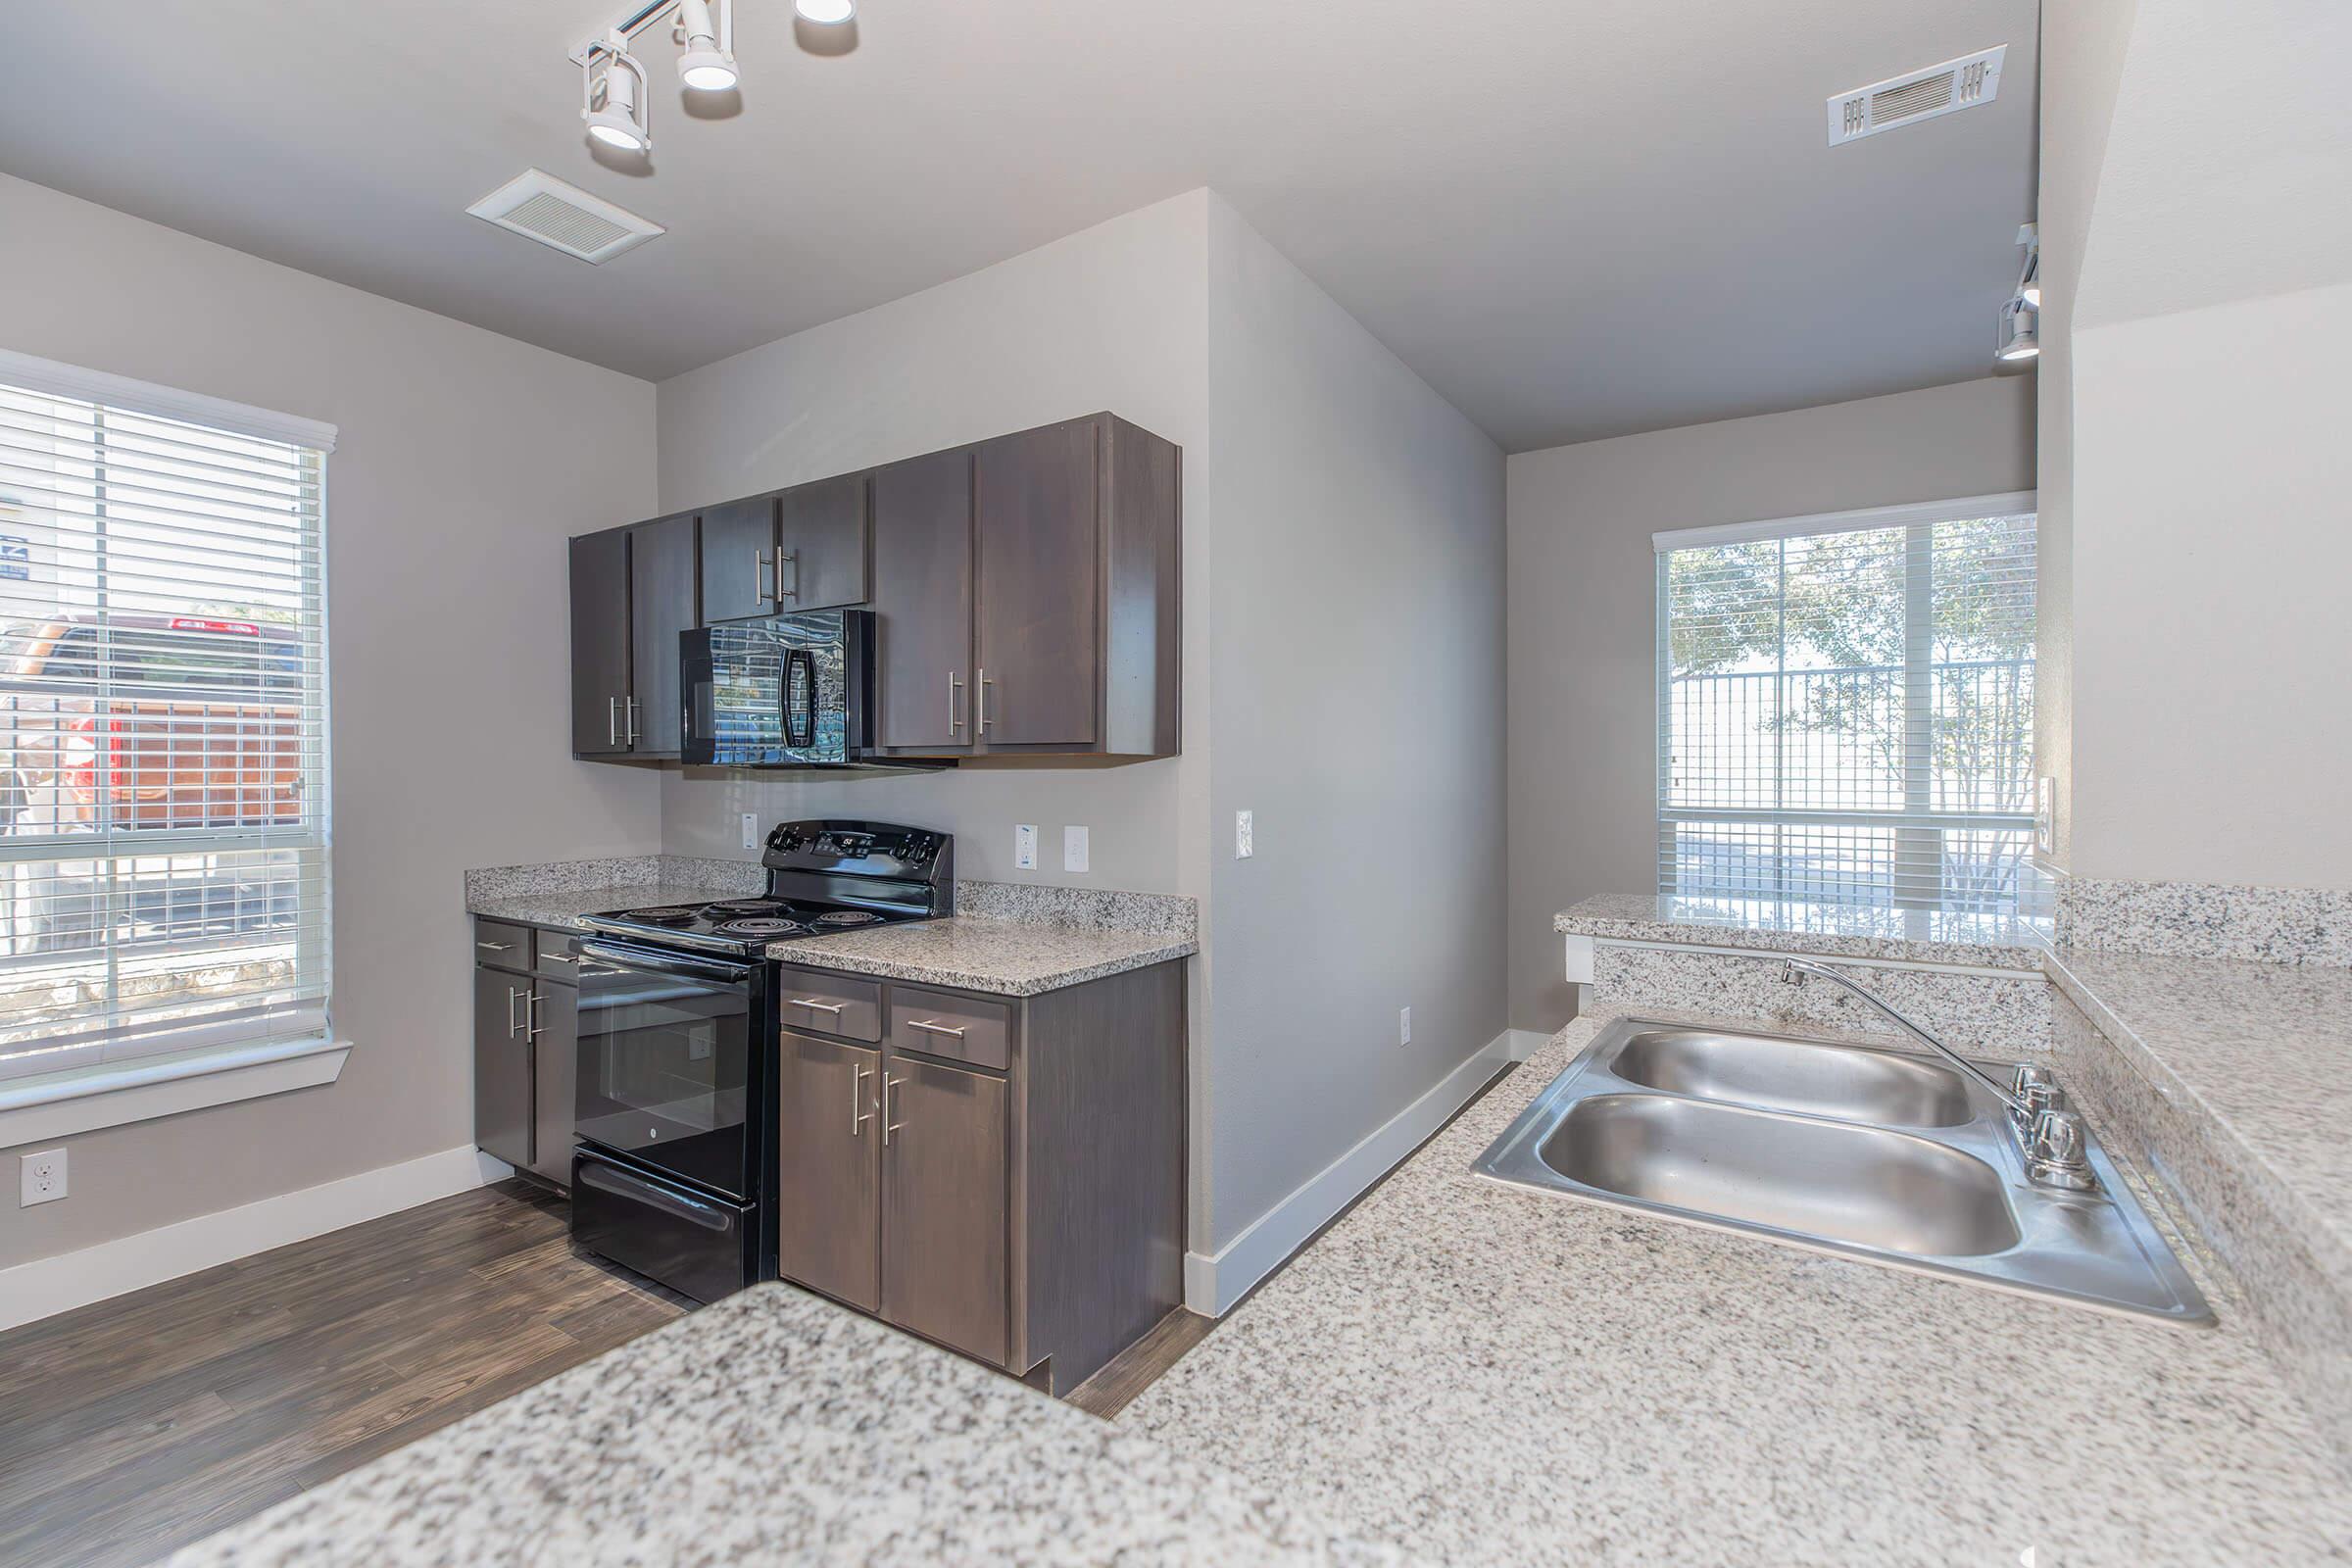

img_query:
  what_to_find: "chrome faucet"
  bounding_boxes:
[1777,957,2096,1191]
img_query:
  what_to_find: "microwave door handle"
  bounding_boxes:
[783,646,817,751]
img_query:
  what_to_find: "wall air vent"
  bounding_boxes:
[465,169,663,264]
[1828,45,2006,145]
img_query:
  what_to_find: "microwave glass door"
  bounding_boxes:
[690,614,850,765]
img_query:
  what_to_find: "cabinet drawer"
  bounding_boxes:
[472,919,533,972]
[886,986,1010,1071]
[775,964,883,1042]
[534,931,585,983]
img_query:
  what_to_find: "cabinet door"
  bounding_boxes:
[974,420,1099,748]
[472,967,533,1169]
[626,513,697,756]
[773,473,870,612]
[528,982,577,1187]
[698,493,780,623]
[776,1033,883,1312]
[880,1054,1007,1364]
[568,529,632,757]
[870,450,974,752]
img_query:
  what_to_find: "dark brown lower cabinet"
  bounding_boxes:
[775,1034,883,1312]
[774,957,1184,1393]
[471,918,578,1190]
[472,966,533,1170]
[880,1054,1008,1364]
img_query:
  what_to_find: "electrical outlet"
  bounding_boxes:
[1236,809,1254,859]
[740,812,760,852]
[1398,1006,1412,1047]
[1014,824,1038,871]
[20,1148,66,1206]
[1063,825,1090,873]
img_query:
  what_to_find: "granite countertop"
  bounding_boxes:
[465,884,1195,998]
[1555,891,2051,969]
[1120,1003,2352,1567]
[2045,946,2352,1261]
[163,1285,1397,1568]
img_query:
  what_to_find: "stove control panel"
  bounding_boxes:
[763,819,950,879]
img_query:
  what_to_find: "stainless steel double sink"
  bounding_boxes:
[1475,1019,2212,1323]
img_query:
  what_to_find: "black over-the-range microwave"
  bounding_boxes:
[680,609,941,769]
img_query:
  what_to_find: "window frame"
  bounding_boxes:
[1652,490,2039,916]
[0,349,339,1132]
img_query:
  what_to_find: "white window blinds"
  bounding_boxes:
[0,355,332,1085]
[1655,496,2038,916]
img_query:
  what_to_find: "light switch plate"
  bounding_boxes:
[1063,825,1090,873]
[1398,1006,1412,1047]
[20,1148,66,1206]
[1014,824,1038,871]
[1236,809,1254,859]
[740,812,759,852]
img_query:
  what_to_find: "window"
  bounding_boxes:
[1655,495,2038,918]
[0,356,332,1087]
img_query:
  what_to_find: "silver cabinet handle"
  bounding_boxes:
[852,1060,871,1137]
[506,986,523,1040]
[948,670,964,733]
[789,997,848,1014]
[542,952,578,965]
[776,550,799,602]
[476,940,514,953]
[624,695,640,748]
[976,667,991,735]
[607,695,620,748]
[754,549,773,603]
[906,1018,966,1039]
[526,989,544,1042]
[881,1072,906,1145]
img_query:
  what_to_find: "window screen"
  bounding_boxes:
[1656,503,2036,915]
[0,373,329,1084]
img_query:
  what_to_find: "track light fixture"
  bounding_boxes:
[2015,221,2040,310]
[674,0,739,91]
[795,0,858,22]
[1993,221,2040,364]
[582,35,652,153]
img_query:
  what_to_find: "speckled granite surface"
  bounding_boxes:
[772,917,1195,997]
[163,1285,1398,1568]
[2057,877,2352,966]
[2046,947,2352,1468]
[1556,892,2049,968]
[1120,1004,2352,1566]
[1591,941,2053,1052]
[465,865,1196,997]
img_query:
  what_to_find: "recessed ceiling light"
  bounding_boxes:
[796,0,856,24]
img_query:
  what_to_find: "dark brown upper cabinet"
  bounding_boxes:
[871,449,976,753]
[700,475,872,623]
[569,513,698,760]
[870,414,1180,762]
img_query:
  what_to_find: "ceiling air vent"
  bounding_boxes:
[465,170,663,264]
[1828,45,2006,145]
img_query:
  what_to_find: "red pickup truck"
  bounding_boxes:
[1,614,307,833]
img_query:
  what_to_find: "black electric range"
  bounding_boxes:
[565,819,954,1302]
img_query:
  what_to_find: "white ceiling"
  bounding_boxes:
[0,0,2038,451]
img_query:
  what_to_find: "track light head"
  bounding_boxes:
[796,0,856,23]
[675,0,739,90]
[583,39,652,152]
[1996,296,2039,363]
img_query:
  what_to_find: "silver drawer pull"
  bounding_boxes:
[789,997,848,1014]
[906,1018,966,1039]
[543,953,577,965]
[476,941,514,953]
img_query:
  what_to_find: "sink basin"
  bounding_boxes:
[1473,1016,2213,1323]
[1609,1027,1974,1127]
[1542,1094,2019,1256]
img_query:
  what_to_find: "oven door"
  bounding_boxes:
[574,940,761,1201]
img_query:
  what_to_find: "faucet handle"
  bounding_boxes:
[2009,1063,2066,1132]
[2027,1108,2098,1192]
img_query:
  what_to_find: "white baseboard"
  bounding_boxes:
[1184,1030,1515,1316]
[0,1144,506,1333]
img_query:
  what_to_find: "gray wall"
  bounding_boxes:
[0,173,661,1268]
[653,192,1213,898]
[1502,377,2036,1033]
[1200,198,1505,1249]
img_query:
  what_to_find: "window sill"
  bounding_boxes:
[0,1035,351,1149]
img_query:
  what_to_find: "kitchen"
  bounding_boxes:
[1,2,2348,1565]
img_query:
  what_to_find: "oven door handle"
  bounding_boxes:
[578,940,756,986]
[575,1154,735,1233]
